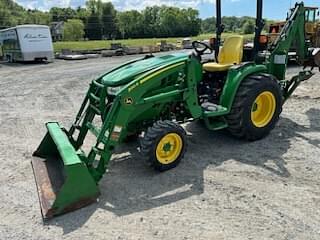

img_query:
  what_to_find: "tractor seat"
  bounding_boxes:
[203,36,244,72]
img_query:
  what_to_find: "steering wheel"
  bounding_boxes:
[192,41,213,57]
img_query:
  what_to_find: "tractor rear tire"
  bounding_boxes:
[226,74,282,141]
[140,120,187,172]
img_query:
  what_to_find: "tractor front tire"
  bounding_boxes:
[226,74,282,141]
[140,120,187,172]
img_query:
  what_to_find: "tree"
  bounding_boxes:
[50,7,76,22]
[117,10,143,38]
[201,17,216,33]
[86,0,103,15]
[243,20,255,34]
[201,16,257,34]
[63,19,85,41]
[0,0,32,28]
[184,8,201,36]
[25,10,50,25]
[158,7,179,37]
[86,13,103,40]
[0,3,14,28]
[76,7,90,23]
[141,6,161,37]
[100,2,117,39]
[117,6,201,39]
[1,0,267,40]
[84,1,117,40]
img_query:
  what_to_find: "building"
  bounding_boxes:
[50,21,64,42]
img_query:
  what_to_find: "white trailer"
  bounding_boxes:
[0,25,54,62]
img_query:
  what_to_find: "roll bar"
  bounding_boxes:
[214,0,265,60]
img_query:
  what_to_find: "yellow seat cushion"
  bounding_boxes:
[203,35,244,72]
[203,62,233,72]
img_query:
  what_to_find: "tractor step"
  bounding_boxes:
[89,93,101,102]
[86,122,109,144]
[201,102,228,117]
[89,104,101,115]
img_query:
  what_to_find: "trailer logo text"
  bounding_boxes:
[24,33,48,39]
[24,33,49,42]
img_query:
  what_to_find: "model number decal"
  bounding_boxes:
[128,62,185,93]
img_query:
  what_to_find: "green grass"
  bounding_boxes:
[53,33,254,52]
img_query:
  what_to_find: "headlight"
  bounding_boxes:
[107,86,123,95]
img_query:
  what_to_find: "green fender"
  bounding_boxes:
[219,63,268,113]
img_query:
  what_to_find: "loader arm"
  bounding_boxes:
[86,57,202,182]
[32,54,203,219]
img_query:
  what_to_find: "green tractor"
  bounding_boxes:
[32,1,319,219]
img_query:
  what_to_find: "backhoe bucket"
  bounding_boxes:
[32,122,100,220]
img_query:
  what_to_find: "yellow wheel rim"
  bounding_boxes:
[251,91,276,128]
[156,133,183,165]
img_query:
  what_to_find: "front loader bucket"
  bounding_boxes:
[32,122,100,220]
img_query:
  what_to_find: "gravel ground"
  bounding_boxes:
[0,54,319,240]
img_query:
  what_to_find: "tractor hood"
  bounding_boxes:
[102,53,189,86]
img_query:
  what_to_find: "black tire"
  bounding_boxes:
[140,120,187,172]
[226,74,282,141]
[6,55,11,63]
[124,132,140,143]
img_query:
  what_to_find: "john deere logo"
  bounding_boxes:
[124,97,133,105]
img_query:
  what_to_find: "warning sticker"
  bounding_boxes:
[113,125,123,133]
[110,132,120,141]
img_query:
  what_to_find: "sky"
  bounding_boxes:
[13,0,320,20]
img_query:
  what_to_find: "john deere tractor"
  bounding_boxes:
[32,1,320,219]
